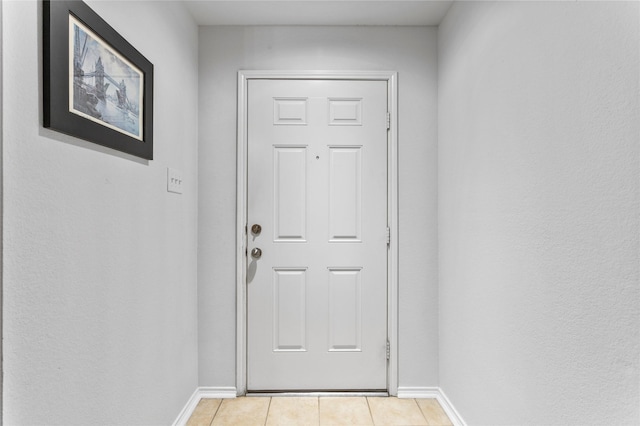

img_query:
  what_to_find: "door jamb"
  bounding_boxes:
[236,70,399,395]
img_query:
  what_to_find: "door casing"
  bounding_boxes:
[236,70,399,395]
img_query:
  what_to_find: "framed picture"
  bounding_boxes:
[43,0,154,160]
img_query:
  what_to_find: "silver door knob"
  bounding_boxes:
[251,224,262,235]
[251,247,262,259]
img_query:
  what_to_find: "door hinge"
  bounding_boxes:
[386,112,391,130]
[386,340,390,360]
[386,227,391,247]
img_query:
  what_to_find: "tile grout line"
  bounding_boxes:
[365,396,376,426]
[413,398,431,426]
[208,399,224,426]
[264,397,273,426]
[317,397,320,426]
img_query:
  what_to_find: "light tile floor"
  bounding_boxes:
[187,396,453,426]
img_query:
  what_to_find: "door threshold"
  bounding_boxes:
[246,391,389,398]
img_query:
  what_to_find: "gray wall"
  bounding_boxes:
[198,26,439,390]
[2,1,199,424]
[438,2,639,424]
[0,0,3,417]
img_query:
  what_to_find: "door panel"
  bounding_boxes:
[329,146,362,241]
[247,79,388,391]
[273,146,307,241]
[272,268,307,351]
[328,267,362,351]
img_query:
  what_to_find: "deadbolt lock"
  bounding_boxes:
[251,224,262,235]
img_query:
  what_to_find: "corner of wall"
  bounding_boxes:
[397,387,466,426]
[172,387,237,426]
[0,0,4,418]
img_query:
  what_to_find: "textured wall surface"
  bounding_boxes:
[0,0,4,416]
[198,26,439,389]
[2,1,199,424]
[438,2,639,425]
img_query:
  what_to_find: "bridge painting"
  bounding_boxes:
[70,15,143,141]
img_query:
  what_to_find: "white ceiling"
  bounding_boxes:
[183,0,453,26]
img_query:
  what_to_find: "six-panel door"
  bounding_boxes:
[247,79,388,391]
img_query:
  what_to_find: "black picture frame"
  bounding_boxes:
[43,0,154,160]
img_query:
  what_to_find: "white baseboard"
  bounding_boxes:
[197,386,238,399]
[437,388,467,426]
[397,386,441,399]
[172,388,201,426]
[397,387,466,426]
[172,387,237,426]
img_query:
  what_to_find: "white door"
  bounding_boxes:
[247,79,388,391]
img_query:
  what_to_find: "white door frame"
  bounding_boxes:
[236,70,398,395]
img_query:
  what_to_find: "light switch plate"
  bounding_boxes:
[167,168,183,194]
